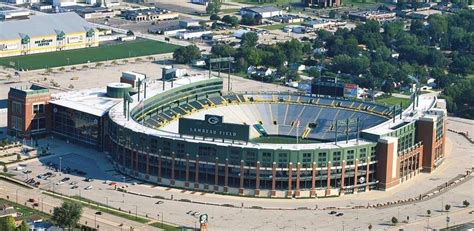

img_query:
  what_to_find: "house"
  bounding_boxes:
[27,219,63,231]
[179,20,201,28]
[289,64,306,71]
[176,30,212,40]
[240,6,283,19]
[191,0,209,6]
[247,66,274,77]
[233,29,252,38]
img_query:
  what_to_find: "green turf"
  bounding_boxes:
[149,222,182,231]
[251,136,320,144]
[375,96,411,109]
[0,39,179,70]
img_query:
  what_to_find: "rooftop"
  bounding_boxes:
[50,87,122,117]
[243,6,281,14]
[0,12,94,40]
[9,84,49,97]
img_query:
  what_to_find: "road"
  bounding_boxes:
[0,180,161,231]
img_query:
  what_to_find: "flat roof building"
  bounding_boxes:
[0,12,99,58]
[122,7,179,22]
[348,11,397,21]
[240,6,283,19]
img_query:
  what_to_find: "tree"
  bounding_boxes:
[0,216,16,231]
[329,10,336,18]
[463,200,470,207]
[52,201,83,229]
[280,39,306,64]
[240,14,257,26]
[427,209,431,217]
[391,217,398,225]
[206,0,221,15]
[18,220,29,231]
[16,154,21,161]
[3,165,7,173]
[211,44,236,57]
[126,30,134,36]
[222,15,239,27]
[331,55,370,76]
[368,224,372,231]
[173,45,201,64]
[240,32,259,48]
[242,47,262,66]
[210,14,220,21]
[381,79,395,95]
[445,204,451,211]
[370,61,396,80]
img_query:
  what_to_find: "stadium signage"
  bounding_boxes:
[179,114,250,141]
[34,39,53,47]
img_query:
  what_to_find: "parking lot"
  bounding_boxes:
[7,126,474,230]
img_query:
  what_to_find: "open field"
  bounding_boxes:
[0,39,179,70]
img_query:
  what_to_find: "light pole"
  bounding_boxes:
[15,188,19,203]
[134,205,138,219]
[95,211,102,229]
[446,216,450,229]
[59,157,62,175]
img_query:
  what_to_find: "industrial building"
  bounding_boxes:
[122,7,179,22]
[0,12,99,58]
[303,0,341,8]
[240,6,283,19]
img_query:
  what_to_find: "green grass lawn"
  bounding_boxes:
[0,198,50,220]
[258,22,302,30]
[376,96,411,108]
[149,222,182,231]
[220,8,239,14]
[342,0,383,8]
[69,195,150,224]
[0,39,179,70]
[234,0,299,5]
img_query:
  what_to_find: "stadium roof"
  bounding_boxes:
[50,88,121,117]
[0,12,94,40]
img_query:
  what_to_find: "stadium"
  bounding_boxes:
[105,75,447,198]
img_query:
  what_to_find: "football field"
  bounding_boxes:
[0,39,179,70]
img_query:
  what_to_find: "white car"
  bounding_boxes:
[56,181,64,185]
[85,185,93,190]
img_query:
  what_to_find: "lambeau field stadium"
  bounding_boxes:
[8,73,447,198]
[105,75,447,198]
